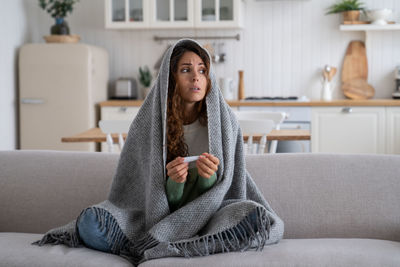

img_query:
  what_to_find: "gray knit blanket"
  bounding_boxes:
[34,39,284,266]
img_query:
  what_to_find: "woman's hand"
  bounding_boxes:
[196,153,220,179]
[166,157,189,183]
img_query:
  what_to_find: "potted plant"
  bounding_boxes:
[39,0,80,35]
[326,0,365,23]
[139,66,153,99]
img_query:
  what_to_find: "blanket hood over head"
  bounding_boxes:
[34,39,284,266]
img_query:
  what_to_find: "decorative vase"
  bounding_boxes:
[342,10,361,22]
[51,17,70,35]
[321,80,332,101]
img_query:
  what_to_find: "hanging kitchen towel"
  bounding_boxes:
[33,39,284,266]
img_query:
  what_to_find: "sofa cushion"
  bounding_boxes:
[0,233,132,267]
[140,239,400,267]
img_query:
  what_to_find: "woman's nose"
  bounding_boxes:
[192,72,199,81]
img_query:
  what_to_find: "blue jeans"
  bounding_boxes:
[233,210,258,238]
[77,208,127,253]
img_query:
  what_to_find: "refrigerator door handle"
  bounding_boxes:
[21,98,45,104]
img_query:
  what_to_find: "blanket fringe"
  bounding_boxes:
[169,206,270,258]
[32,206,271,265]
[127,233,160,265]
[32,230,81,248]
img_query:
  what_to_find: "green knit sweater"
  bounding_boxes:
[166,167,217,212]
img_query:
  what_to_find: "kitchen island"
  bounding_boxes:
[99,99,400,107]
[99,99,400,154]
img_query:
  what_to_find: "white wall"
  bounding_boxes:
[2,0,400,148]
[24,0,399,100]
[0,1,28,150]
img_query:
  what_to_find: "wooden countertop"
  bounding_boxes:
[100,99,400,107]
[62,128,310,143]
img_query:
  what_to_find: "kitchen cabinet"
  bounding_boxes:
[386,107,400,154]
[105,0,243,29]
[150,0,194,28]
[101,106,140,120]
[105,0,150,29]
[194,0,243,29]
[311,107,386,154]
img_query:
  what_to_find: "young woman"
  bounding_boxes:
[165,41,220,212]
[34,39,283,266]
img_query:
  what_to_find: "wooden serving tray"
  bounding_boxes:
[43,35,80,43]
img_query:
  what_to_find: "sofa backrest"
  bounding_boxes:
[1,150,399,242]
[0,150,119,234]
[246,153,400,242]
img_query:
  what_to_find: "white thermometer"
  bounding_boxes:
[183,156,200,163]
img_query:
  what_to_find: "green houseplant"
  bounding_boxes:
[139,66,153,99]
[326,0,365,22]
[39,0,80,35]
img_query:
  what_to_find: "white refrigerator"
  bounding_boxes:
[19,43,108,151]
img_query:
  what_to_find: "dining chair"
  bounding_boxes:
[238,119,275,154]
[98,120,131,153]
[234,111,287,153]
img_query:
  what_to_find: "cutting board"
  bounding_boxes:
[342,79,375,100]
[341,41,374,99]
[342,41,368,82]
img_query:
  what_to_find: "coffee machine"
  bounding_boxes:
[394,66,400,99]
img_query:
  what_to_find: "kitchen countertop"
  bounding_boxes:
[99,99,400,107]
[61,128,310,143]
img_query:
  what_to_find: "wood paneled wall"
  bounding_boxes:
[25,0,400,100]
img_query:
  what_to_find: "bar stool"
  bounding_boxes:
[98,120,131,153]
[235,111,287,153]
[238,119,275,154]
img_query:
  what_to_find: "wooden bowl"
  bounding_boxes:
[43,35,80,43]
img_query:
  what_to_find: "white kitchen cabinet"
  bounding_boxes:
[386,107,400,154]
[105,0,150,29]
[101,106,140,120]
[311,107,386,154]
[150,0,194,28]
[105,0,242,29]
[194,0,243,29]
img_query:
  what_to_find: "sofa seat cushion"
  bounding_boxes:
[140,238,400,267]
[0,233,132,267]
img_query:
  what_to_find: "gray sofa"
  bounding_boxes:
[1,150,399,267]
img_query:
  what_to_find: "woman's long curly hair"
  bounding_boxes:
[167,42,211,164]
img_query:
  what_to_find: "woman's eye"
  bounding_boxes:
[181,68,189,73]
[199,69,206,74]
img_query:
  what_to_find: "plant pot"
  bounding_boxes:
[51,17,70,35]
[342,10,361,22]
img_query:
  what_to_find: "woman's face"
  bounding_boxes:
[175,51,208,105]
